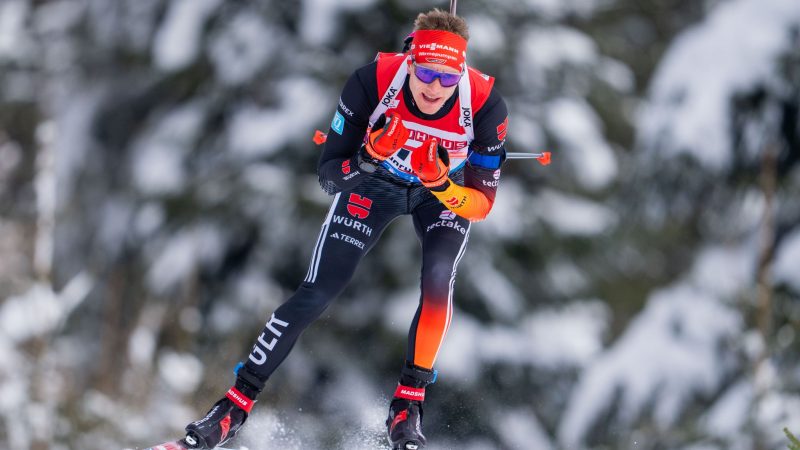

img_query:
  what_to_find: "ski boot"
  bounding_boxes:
[387,398,426,450]
[386,364,437,450]
[182,364,264,449]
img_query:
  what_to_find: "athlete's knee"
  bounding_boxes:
[421,259,456,287]
[277,284,334,322]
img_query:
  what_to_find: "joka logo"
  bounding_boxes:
[347,193,373,219]
[460,107,472,128]
[341,160,351,175]
[496,117,508,141]
[440,210,457,220]
[382,87,399,107]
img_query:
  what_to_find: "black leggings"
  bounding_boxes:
[243,172,471,381]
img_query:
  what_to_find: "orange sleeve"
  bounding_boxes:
[430,180,493,222]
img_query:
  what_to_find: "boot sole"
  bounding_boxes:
[393,440,422,450]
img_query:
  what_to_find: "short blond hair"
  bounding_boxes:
[413,8,469,41]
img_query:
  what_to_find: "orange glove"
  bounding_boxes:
[365,112,410,161]
[411,137,450,188]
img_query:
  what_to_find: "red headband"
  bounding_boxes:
[410,29,467,72]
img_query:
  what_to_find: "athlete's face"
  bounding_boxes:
[407,61,461,115]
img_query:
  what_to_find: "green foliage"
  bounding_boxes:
[787,428,800,450]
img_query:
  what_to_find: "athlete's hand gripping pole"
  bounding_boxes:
[312,130,552,167]
[410,137,490,221]
[364,112,411,161]
[410,137,450,188]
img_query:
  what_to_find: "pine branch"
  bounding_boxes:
[786,427,800,450]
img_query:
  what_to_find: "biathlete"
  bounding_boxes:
[182,8,508,450]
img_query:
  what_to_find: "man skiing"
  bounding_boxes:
[181,8,508,450]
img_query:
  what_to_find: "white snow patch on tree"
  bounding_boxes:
[157,351,204,394]
[520,0,602,20]
[152,0,222,71]
[517,25,598,88]
[558,282,742,447]
[494,408,554,450]
[146,224,225,294]
[546,98,618,190]
[702,380,753,438]
[227,78,330,157]
[481,301,609,369]
[774,227,800,293]
[638,0,800,172]
[0,0,33,62]
[209,13,275,86]
[535,188,618,236]
[0,273,92,343]
[299,0,378,46]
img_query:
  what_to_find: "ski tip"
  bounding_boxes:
[142,442,188,450]
[142,444,237,450]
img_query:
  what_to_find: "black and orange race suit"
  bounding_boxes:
[243,56,508,382]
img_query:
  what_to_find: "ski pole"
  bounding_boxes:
[312,130,551,165]
[450,0,458,15]
[506,151,551,165]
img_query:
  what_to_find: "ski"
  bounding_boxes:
[143,441,189,450]
[143,441,235,450]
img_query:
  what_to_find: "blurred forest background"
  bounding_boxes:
[0,0,799,449]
